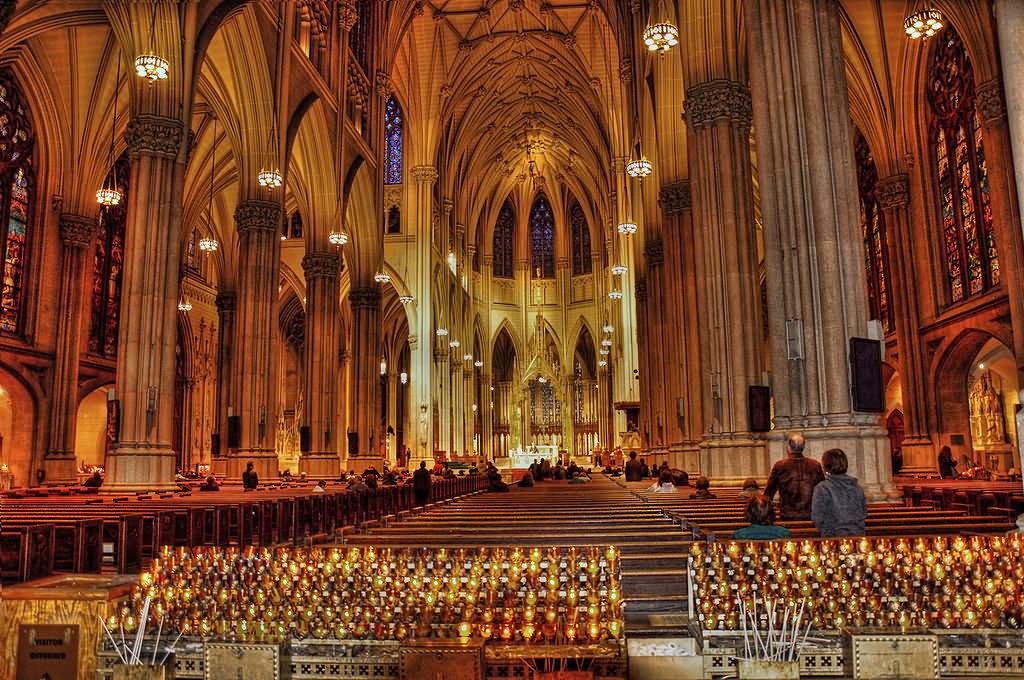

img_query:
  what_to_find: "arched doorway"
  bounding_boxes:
[0,367,35,488]
[75,385,114,472]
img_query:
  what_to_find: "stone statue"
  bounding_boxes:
[969,372,1005,447]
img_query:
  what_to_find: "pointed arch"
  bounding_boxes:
[569,196,592,275]
[529,192,555,278]
[853,128,892,332]
[492,197,514,278]
[0,67,35,335]
[88,153,130,357]
[384,94,404,185]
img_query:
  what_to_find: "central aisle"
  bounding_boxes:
[344,475,691,635]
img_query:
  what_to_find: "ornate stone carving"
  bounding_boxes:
[976,80,1007,126]
[410,165,438,184]
[636,280,647,302]
[338,0,357,30]
[59,214,97,248]
[618,58,633,82]
[877,174,910,210]
[301,251,340,279]
[124,115,184,158]
[234,200,282,233]
[383,185,402,210]
[215,291,237,313]
[659,181,692,215]
[684,80,753,129]
[375,70,391,98]
[348,286,380,309]
[644,238,664,266]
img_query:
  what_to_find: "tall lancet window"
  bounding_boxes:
[384,95,403,185]
[530,193,554,278]
[492,198,514,278]
[570,199,592,275]
[0,70,34,335]
[89,155,129,357]
[927,25,998,304]
[854,129,892,332]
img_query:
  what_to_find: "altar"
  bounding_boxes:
[508,445,559,468]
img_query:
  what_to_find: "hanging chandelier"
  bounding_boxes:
[374,271,391,284]
[474,360,483,368]
[329,230,349,246]
[197,118,219,253]
[611,264,627,276]
[598,359,607,367]
[98,59,123,206]
[399,294,414,304]
[258,167,283,189]
[601,338,613,347]
[436,327,449,336]
[96,186,122,206]
[617,222,637,235]
[449,339,461,349]
[199,237,219,252]
[599,348,610,356]
[135,4,169,82]
[177,299,192,312]
[904,8,943,40]
[608,289,623,300]
[602,323,614,334]
[625,157,652,178]
[643,22,679,53]
[463,354,473,362]
[538,376,547,384]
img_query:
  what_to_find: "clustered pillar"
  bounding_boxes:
[300,250,341,477]
[348,285,382,470]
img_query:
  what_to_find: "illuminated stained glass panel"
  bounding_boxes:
[570,199,592,275]
[853,129,892,332]
[927,25,998,304]
[0,69,34,335]
[89,155,129,357]
[384,96,403,185]
[530,193,554,278]
[492,198,514,278]
[1,165,28,332]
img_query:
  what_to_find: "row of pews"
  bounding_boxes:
[621,479,1017,539]
[0,476,488,584]
[896,478,1024,518]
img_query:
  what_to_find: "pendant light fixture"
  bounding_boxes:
[198,118,219,253]
[904,5,943,40]
[97,59,123,206]
[328,229,348,246]
[134,2,169,82]
[642,0,679,53]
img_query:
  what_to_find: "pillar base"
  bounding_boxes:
[211,456,228,478]
[697,435,769,484]
[898,436,936,476]
[299,453,342,479]
[666,442,702,475]
[347,456,385,474]
[103,445,178,492]
[227,450,279,483]
[41,454,78,486]
[767,423,900,502]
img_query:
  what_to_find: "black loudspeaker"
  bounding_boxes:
[850,337,884,412]
[300,426,312,453]
[227,416,241,449]
[748,385,771,432]
[211,433,220,457]
[348,432,359,456]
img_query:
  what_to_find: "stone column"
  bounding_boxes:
[746,0,897,499]
[876,175,933,472]
[635,279,651,450]
[995,0,1024,257]
[229,200,282,481]
[105,115,185,492]
[643,238,668,456]
[480,371,492,460]
[463,365,474,458]
[212,290,236,477]
[386,372,398,463]
[348,285,383,471]
[685,79,767,481]
[45,214,99,483]
[408,166,437,468]
[300,250,341,477]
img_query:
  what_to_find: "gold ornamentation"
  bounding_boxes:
[234,200,282,233]
[348,286,380,309]
[59,214,97,248]
[977,80,1007,126]
[659,181,692,215]
[877,174,910,210]
[124,115,184,158]
[684,80,753,129]
[301,251,340,279]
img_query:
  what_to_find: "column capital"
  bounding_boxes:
[375,70,392,98]
[618,58,633,82]
[410,165,438,184]
[301,250,340,279]
[684,80,753,130]
[455,223,465,239]
[443,198,454,215]
[338,0,357,30]
[659,181,692,215]
[977,79,1007,126]
[611,156,628,173]
[636,280,648,302]
[59,213,98,248]
[556,256,570,270]
[234,200,282,233]
[877,174,910,209]
[124,114,184,159]
[348,286,380,309]
[644,237,664,266]
[215,290,237,313]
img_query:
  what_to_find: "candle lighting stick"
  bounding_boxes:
[151,617,164,665]
[159,630,184,666]
[101,618,129,665]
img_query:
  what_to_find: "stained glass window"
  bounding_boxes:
[0,70,34,335]
[384,95,403,185]
[89,155,129,357]
[570,199,592,275]
[492,198,514,278]
[854,129,892,332]
[530,193,555,278]
[927,25,998,303]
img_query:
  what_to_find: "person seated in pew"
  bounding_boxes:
[363,467,380,490]
[486,464,510,492]
[624,451,643,481]
[83,471,104,488]
[518,470,535,487]
[639,459,650,479]
[554,463,566,480]
[647,469,676,493]
[739,478,760,498]
[281,469,294,482]
[199,475,220,492]
[689,476,716,499]
[312,480,327,493]
[413,461,432,505]
[672,469,689,487]
[242,462,259,490]
[937,445,958,479]
[347,476,369,494]
[733,494,791,540]
[764,432,824,520]
[811,448,867,537]
[569,470,591,484]
[962,459,992,481]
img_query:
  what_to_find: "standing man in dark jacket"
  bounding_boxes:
[413,461,431,506]
[624,451,643,482]
[764,433,825,519]
[242,462,259,490]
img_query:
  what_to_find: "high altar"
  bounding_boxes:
[507,445,560,468]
